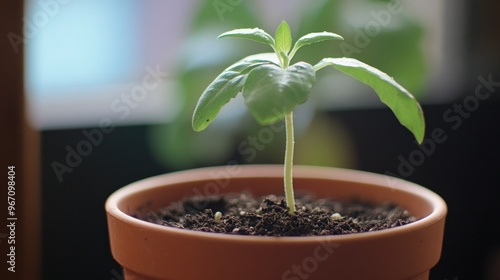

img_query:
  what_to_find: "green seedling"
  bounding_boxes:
[192,21,425,214]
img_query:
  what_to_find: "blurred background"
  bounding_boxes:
[1,0,499,279]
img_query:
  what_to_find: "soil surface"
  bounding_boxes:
[141,192,417,237]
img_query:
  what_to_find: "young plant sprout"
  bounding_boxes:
[192,21,425,214]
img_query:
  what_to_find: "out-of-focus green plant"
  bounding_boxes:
[149,1,262,169]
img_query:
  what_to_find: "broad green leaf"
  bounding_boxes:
[314,57,425,143]
[218,28,275,47]
[242,62,316,125]
[289,32,344,59]
[192,53,279,131]
[275,21,292,55]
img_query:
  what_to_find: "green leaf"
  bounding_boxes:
[218,28,275,47]
[278,51,288,67]
[192,53,279,131]
[314,57,425,143]
[289,32,344,59]
[242,62,316,125]
[275,21,292,55]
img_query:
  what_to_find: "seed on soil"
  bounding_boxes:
[214,211,222,222]
[331,213,343,220]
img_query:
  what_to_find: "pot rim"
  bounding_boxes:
[106,164,447,243]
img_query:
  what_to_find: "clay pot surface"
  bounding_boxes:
[106,165,447,280]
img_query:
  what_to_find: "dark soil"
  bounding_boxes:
[141,192,417,237]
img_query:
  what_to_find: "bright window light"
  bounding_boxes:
[25,0,188,130]
[25,0,463,130]
[25,0,141,95]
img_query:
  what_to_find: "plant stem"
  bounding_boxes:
[284,111,296,213]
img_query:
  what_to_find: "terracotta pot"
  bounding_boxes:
[106,165,447,280]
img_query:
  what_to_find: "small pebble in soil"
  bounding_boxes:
[330,213,343,221]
